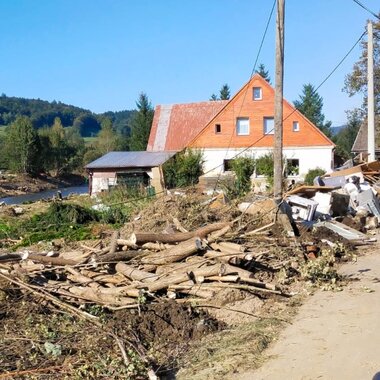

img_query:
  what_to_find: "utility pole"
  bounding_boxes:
[274,0,285,202]
[367,20,375,161]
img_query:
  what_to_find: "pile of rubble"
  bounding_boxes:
[1,162,380,312]
[0,220,294,309]
[283,161,380,242]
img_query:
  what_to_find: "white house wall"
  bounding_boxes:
[200,147,334,177]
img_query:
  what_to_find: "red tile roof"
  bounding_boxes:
[147,100,227,151]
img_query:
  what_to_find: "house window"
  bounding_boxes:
[263,117,274,135]
[215,124,221,134]
[287,159,299,176]
[253,87,262,100]
[224,159,234,171]
[293,121,300,132]
[236,117,250,135]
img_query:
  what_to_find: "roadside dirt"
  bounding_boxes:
[236,244,380,380]
[0,173,85,198]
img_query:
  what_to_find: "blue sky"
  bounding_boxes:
[0,0,378,126]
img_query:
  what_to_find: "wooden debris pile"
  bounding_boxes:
[0,221,292,309]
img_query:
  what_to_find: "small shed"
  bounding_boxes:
[85,151,177,195]
[352,116,380,160]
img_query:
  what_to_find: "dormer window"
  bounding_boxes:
[215,124,221,134]
[253,87,262,100]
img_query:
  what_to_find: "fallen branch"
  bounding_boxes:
[131,222,230,244]
[141,237,205,265]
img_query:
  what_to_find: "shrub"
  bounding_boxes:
[255,153,274,187]
[163,149,204,188]
[304,167,326,185]
[230,156,255,196]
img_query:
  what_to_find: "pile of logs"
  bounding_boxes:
[0,222,289,309]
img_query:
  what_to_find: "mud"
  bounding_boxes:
[0,173,85,198]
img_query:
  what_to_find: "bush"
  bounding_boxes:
[163,149,204,188]
[304,167,326,185]
[255,153,274,187]
[230,156,255,196]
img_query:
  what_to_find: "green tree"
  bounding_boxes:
[5,116,39,173]
[219,84,231,100]
[333,110,362,159]
[343,16,380,114]
[97,117,119,155]
[255,63,271,83]
[210,84,231,101]
[230,156,255,195]
[129,93,154,151]
[293,84,332,136]
[163,149,204,188]
[38,118,85,176]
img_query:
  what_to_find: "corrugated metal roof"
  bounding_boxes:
[86,151,177,169]
[147,100,228,152]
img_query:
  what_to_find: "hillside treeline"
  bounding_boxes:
[0,94,135,137]
[0,93,154,177]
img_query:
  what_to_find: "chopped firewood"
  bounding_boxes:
[116,262,159,283]
[146,264,227,293]
[141,237,205,265]
[68,286,136,306]
[130,222,230,244]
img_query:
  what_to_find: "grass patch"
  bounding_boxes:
[177,318,283,379]
[0,202,129,248]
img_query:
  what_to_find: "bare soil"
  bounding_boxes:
[0,173,85,198]
[237,247,380,380]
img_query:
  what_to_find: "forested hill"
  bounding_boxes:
[0,94,135,137]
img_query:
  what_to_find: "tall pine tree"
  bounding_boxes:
[255,63,271,83]
[219,84,231,100]
[293,84,332,136]
[210,84,231,101]
[129,93,154,151]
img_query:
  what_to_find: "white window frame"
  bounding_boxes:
[263,117,274,135]
[293,121,300,132]
[253,87,262,100]
[236,117,250,136]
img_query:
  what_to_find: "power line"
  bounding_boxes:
[210,0,276,196]
[106,15,367,206]
[251,0,276,78]
[353,0,380,20]
[201,28,367,178]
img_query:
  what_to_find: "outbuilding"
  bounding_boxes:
[85,151,176,195]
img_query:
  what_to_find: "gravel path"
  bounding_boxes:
[237,248,380,380]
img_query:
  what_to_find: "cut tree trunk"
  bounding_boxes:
[141,237,205,265]
[68,286,136,306]
[108,230,120,255]
[146,264,227,292]
[130,222,230,244]
[96,251,143,263]
[115,262,159,283]
[168,285,215,299]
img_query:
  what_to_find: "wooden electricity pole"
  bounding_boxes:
[367,20,375,161]
[274,0,285,203]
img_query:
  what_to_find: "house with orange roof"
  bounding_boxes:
[147,74,335,179]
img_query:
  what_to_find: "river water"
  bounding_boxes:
[0,185,89,205]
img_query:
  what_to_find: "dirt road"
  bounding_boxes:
[237,249,380,380]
